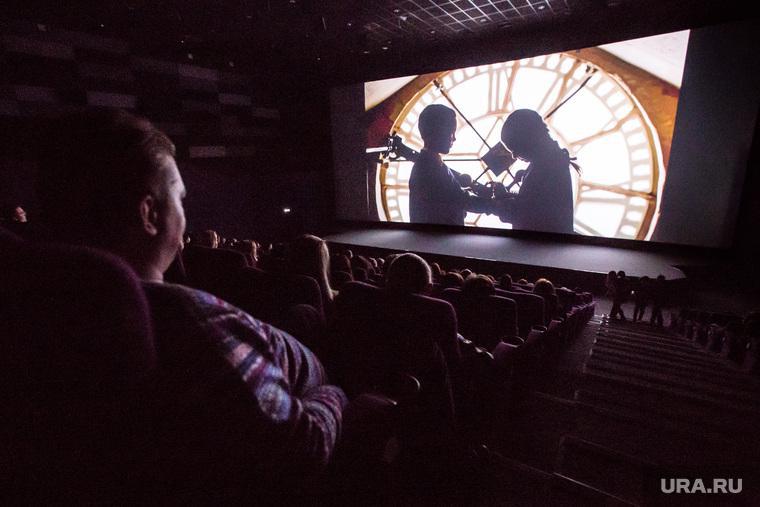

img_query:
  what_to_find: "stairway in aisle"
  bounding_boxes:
[490,314,760,505]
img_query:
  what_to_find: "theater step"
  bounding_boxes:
[484,451,635,506]
[596,329,722,357]
[547,473,636,506]
[588,347,758,392]
[555,435,664,506]
[584,357,760,409]
[598,325,690,345]
[574,388,757,439]
[493,391,577,471]
[581,369,760,422]
[573,397,753,470]
[593,335,736,370]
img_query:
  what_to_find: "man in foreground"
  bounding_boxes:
[35,109,347,501]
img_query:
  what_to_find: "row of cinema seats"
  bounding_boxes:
[175,242,596,399]
[177,244,328,352]
[328,279,595,436]
[62,236,596,497]
[0,224,598,501]
[173,241,597,447]
[0,230,408,503]
[177,243,594,366]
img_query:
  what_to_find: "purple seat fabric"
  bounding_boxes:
[496,288,545,337]
[441,288,519,351]
[331,269,354,290]
[330,281,457,428]
[228,266,325,323]
[352,267,368,282]
[543,293,559,323]
[182,244,248,300]
[0,227,156,503]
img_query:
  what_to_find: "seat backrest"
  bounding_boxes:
[182,245,248,299]
[228,266,324,325]
[556,287,578,313]
[440,287,463,307]
[462,295,519,351]
[331,269,354,289]
[544,293,559,323]
[0,229,156,502]
[352,266,368,282]
[496,288,545,337]
[330,282,456,426]
[441,288,518,350]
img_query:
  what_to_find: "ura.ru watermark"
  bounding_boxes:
[660,478,742,494]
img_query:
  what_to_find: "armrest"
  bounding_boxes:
[492,342,521,370]
[338,392,403,467]
[382,372,421,405]
[500,335,525,346]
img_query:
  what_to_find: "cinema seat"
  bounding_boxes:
[331,269,354,290]
[226,266,325,349]
[182,244,248,300]
[330,281,457,430]
[0,228,157,503]
[496,289,545,337]
[441,287,519,351]
[352,266,368,282]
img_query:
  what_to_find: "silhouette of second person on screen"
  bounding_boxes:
[409,104,492,226]
[494,109,577,235]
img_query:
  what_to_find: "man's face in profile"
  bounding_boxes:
[424,114,457,155]
[153,154,187,271]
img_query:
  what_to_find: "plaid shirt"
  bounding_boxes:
[141,282,347,485]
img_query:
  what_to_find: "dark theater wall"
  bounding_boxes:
[0,20,331,241]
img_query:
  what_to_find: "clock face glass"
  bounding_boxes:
[378,51,669,240]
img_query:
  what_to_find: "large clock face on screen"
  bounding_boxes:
[377,52,664,240]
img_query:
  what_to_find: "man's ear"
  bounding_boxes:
[139,194,160,237]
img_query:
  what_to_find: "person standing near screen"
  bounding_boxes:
[494,109,576,234]
[409,104,492,226]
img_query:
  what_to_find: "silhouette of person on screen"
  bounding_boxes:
[409,104,492,226]
[493,109,576,234]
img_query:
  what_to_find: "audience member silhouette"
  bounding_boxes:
[605,270,616,297]
[499,273,513,291]
[721,319,745,361]
[430,262,443,281]
[330,252,352,274]
[440,271,465,290]
[649,274,667,327]
[193,229,219,248]
[286,234,337,308]
[632,276,650,322]
[0,203,29,237]
[385,253,433,295]
[2,203,27,223]
[34,109,347,499]
[232,239,258,267]
[532,277,555,298]
[351,254,374,273]
[461,274,496,300]
[610,271,629,321]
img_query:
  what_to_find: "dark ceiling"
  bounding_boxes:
[1,0,750,82]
